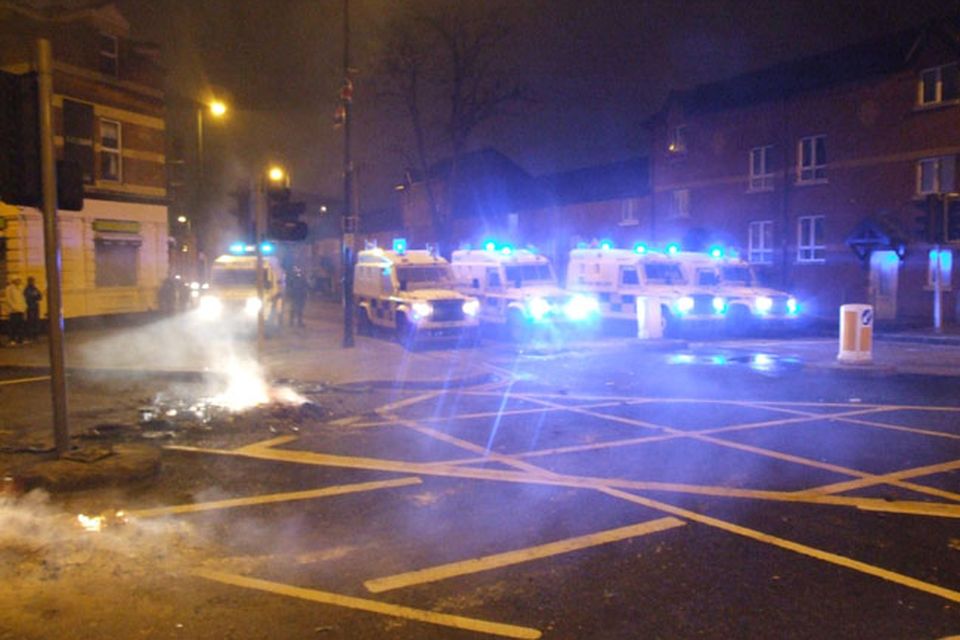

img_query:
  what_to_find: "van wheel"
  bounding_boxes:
[507,309,529,342]
[356,306,373,336]
[396,313,417,349]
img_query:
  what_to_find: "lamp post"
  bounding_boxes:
[196,99,227,185]
[187,99,227,280]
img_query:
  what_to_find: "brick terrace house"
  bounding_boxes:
[0,1,169,319]
[647,18,960,324]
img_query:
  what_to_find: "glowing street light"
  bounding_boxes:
[268,166,286,183]
[208,99,227,118]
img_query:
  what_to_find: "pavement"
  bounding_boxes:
[2,299,960,494]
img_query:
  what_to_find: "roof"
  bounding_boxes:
[658,18,960,117]
[535,157,649,206]
[451,248,549,264]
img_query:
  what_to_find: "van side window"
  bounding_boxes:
[620,267,639,286]
[380,267,394,294]
[486,268,502,289]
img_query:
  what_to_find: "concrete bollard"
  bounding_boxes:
[636,297,663,339]
[837,303,873,363]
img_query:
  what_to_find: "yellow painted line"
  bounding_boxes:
[365,517,685,593]
[805,458,960,497]
[375,391,444,414]
[233,435,299,454]
[127,477,422,518]
[193,568,542,639]
[595,485,960,604]
[829,415,960,441]
[0,375,50,386]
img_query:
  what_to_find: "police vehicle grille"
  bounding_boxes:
[770,296,789,315]
[692,294,716,315]
[431,300,465,322]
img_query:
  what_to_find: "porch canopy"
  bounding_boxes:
[846,215,909,261]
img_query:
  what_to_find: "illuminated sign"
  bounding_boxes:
[93,219,140,234]
[0,218,6,231]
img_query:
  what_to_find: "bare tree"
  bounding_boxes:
[375,3,525,246]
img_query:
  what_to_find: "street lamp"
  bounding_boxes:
[197,99,228,183]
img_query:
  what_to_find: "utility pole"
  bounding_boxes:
[37,39,70,456]
[340,0,356,348]
[255,174,266,358]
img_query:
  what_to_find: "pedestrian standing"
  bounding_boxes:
[286,267,308,327]
[23,276,42,341]
[3,277,27,345]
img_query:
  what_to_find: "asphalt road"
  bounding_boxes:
[2,336,959,639]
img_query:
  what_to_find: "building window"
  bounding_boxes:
[99,33,119,78]
[668,125,687,154]
[917,156,956,195]
[748,146,774,192]
[95,240,139,287]
[620,200,638,226]
[919,63,960,106]
[927,249,953,291]
[63,99,95,184]
[748,220,774,264]
[797,135,826,183]
[797,215,825,262]
[99,119,121,182]
[669,189,690,219]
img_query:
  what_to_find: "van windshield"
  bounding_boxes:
[504,264,555,286]
[396,265,454,290]
[211,268,271,288]
[643,263,685,284]
[721,266,754,285]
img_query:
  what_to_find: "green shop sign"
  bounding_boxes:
[93,219,140,234]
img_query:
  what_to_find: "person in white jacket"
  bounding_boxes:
[3,277,27,345]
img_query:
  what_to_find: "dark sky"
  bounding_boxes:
[111,0,954,211]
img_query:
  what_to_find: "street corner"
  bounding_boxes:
[11,443,162,493]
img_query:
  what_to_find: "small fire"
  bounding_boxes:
[77,513,103,532]
[209,357,307,411]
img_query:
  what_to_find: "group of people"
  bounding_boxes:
[2,276,43,346]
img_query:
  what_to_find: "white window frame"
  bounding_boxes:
[916,156,956,195]
[748,145,774,192]
[797,215,825,263]
[918,63,960,106]
[669,189,690,219]
[619,200,638,226]
[926,248,954,291]
[797,135,827,184]
[748,220,774,265]
[668,125,687,154]
[99,33,119,78]
[99,118,122,182]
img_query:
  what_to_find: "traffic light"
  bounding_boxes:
[947,197,960,244]
[915,194,943,243]
[265,185,307,241]
[1,71,83,210]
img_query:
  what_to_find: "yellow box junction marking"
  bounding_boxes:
[193,568,542,639]
[127,477,421,519]
[0,375,51,386]
[365,517,685,593]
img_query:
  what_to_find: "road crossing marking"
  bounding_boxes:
[193,568,542,639]
[127,477,423,518]
[364,517,686,593]
[233,435,299,453]
[0,375,50,386]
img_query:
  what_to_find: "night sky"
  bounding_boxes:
[110,0,951,211]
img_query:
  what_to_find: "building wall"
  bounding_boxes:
[651,52,960,323]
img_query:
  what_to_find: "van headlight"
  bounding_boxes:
[755,296,773,314]
[462,299,480,317]
[563,294,599,322]
[712,296,727,314]
[198,295,223,320]
[675,296,694,315]
[526,297,552,321]
[412,301,433,320]
[244,296,262,317]
[786,297,799,315]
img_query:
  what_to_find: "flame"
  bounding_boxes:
[77,513,103,532]
[208,357,307,411]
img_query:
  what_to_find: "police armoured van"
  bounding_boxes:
[198,248,285,325]
[678,252,801,329]
[566,246,727,334]
[353,247,480,346]
[450,246,600,339]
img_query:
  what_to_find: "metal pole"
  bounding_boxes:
[341,0,355,348]
[933,243,943,334]
[196,107,204,184]
[255,175,266,358]
[37,39,70,456]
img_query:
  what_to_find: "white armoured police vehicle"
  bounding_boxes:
[678,252,801,330]
[566,245,728,335]
[451,245,600,339]
[197,245,284,325]
[353,246,480,346]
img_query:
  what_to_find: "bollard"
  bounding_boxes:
[837,304,873,363]
[636,296,663,339]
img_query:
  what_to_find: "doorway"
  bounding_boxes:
[869,250,899,320]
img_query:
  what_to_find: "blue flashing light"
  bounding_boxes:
[229,242,246,255]
[633,243,648,254]
[484,241,497,252]
[599,240,614,250]
[709,246,724,259]
[666,243,680,255]
[261,242,274,254]
[576,241,588,249]
[392,237,407,255]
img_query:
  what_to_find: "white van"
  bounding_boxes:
[677,252,801,328]
[451,247,600,339]
[566,247,727,333]
[198,251,284,324]
[354,248,480,345]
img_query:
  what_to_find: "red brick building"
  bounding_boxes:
[647,21,960,324]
